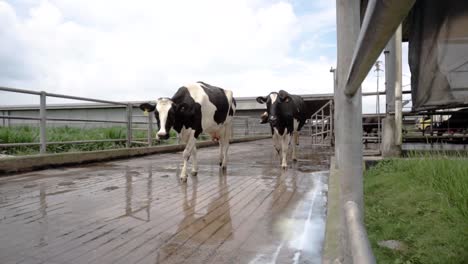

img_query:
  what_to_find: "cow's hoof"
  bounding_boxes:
[180,176,188,183]
[293,157,298,162]
[281,164,287,169]
[191,171,198,176]
[221,165,227,171]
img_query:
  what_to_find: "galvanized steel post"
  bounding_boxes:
[336,0,369,262]
[39,91,47,154]
[147,113,153,146]
[382,24,402,156]
[394,25,403,147]
[126,104,133,148]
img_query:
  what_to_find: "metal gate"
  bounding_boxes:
[309,99,334,146]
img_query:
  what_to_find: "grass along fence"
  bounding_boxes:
[364,155,468,263]
[0,126,179,155]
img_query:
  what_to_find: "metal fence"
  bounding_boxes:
[310,100,333,146]
[0,86,269,155]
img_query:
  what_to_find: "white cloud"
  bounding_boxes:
[0,0,338,105]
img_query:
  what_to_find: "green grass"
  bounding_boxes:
[364,156,468,264]
[0,126,177,155]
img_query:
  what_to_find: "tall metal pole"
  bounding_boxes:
[381,25,402,157]
[336,0,363,208]
[126,104,133,148]
[147,113,153,146]
[375,61,382,144]
[39,91,47,154]
[336,1,373,263]
[394,25,403,147]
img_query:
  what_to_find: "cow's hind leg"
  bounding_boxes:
[181,130,196,182]
[281,132,291,169]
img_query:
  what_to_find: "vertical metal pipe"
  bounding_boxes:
[126,104,133,148]
[39,91,47,154]
[321,109,325,143]
[394,25,403,147]
[147,113,153,146]
[336,0,371,262]
[330,100,334,146]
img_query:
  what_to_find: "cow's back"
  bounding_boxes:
[183,82,234,133]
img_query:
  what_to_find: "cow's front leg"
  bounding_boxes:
[191,146,198,176]
[281,132,291,169]
[181,130,196,182]
[272,129,281,155]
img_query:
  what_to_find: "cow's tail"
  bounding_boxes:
[227,90,236,117]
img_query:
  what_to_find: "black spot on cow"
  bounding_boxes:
[197,81,229,124]
[171,87,203,138]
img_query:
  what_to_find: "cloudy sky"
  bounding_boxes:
[0,0,411,112]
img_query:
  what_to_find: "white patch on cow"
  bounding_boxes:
[273,128,281,154]
[156,98,173,136]
[270,93,278,104]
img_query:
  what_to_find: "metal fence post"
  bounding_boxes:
[245,118,249,136]
[39,91,47,154]
[147,113,153,146]
[126,104,133,148]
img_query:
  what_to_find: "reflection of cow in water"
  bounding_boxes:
[436,108,468,136]
[155,175,232,263]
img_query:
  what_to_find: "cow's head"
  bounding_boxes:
[139,98,176,140]
[256,90,291,126]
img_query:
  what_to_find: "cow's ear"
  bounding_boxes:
[139,103,156,112]
[278,90,291,103]
[256,96,267,104]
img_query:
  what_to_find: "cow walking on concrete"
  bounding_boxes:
[257,90,309,168]
[139,82,236,182]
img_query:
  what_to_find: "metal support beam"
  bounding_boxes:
[39,92,47,154]
[147,113,153,146]
[126,104,133,148]
[394,25,403,147]
[382,24,403,157]
[336,1,376,263]
[344,0,416,97]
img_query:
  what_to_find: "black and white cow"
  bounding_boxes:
[139,81,236,182]
[257,90,309,168]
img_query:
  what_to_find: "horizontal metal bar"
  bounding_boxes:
[0,115,128,124]
[131,141,149,145]
[0,86,42,95]
[0,115,40,121]
[0,139,127,148]
[344,0,416,97]
[311,131,331,136]
[0,86,127,105]
[131,128,148,131]
[362,90,411,96]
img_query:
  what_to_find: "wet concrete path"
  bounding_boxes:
[0,138,331,264]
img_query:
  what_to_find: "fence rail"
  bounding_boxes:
[1,86,269,154]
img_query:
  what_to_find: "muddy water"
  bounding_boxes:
[0,138,331,264]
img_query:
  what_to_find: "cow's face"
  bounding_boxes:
[154,98,176,139]
[256,90,291,126]
[139,98,175,140]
